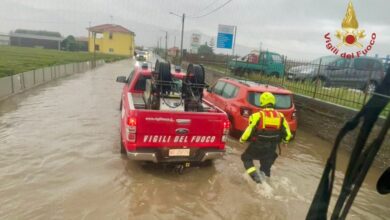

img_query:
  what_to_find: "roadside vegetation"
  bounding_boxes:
[0,46,127,77]
[204,63,390,116]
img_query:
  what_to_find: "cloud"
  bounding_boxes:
[0,0,388,59]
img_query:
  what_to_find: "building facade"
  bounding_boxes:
[87,24,135,57]
[168,47,179,57]
[9,32,63,50]
[0,34,10,45]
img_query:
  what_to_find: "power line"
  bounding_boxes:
[197,0,220,14]
[189,0,234,19]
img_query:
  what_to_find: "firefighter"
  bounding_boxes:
[240,92,292,183]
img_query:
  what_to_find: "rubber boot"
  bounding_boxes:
[259,171,267,181]
[249,172,262,184]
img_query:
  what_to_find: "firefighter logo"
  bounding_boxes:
[335,1,365,48]
[324,0,376,59]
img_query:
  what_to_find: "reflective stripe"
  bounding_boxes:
[240,109,292,143]
[260,111,266,129]
[246,166,257,174]
[240,113,260,142]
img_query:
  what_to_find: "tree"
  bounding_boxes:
[198,42,213,55]
[61,35,80,51]
[209,37,215,48]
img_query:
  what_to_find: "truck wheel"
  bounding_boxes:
[201,160,213,167]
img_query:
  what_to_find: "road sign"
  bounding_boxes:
[191,33,201,53]
[217,24,235,49]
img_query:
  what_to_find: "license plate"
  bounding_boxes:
[287,75,293,79]
[169,149,190,157]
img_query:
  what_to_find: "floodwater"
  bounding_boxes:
[0,59,389,220]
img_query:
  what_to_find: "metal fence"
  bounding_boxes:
[0,60,105,101]
[227,57,390,116]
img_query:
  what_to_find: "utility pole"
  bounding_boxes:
[165,31,168,60]
[169,12,185,65]
[232,26,237,61]
[174,35,176,47]
[93,32,96,68]
[259,42,263,53]
[180,13,185,65]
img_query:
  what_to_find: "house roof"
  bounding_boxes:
[9,32,64,41]
[87,24,135,35]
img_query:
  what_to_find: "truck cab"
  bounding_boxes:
[229,51,285,77]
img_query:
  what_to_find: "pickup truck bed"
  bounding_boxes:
[118,64,230,164]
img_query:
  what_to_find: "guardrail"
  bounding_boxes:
[0,60,105,101]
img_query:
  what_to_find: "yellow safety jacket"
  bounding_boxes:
[240,108,292,143]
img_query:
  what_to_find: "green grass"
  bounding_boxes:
[204,64,390,116]
[0,46,127,77]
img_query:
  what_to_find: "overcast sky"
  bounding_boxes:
[1,0,389,59]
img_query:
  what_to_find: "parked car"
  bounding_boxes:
[203,77,297,136]
[116,62,230,165]
[228,51,285,77]
[287,56,385,92]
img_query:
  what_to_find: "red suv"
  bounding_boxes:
[203,77,297,135]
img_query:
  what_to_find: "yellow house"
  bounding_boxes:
[87,24,135,57]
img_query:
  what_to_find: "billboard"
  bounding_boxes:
[190,33,201,53]
[217,24,235,49]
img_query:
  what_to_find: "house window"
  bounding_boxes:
[94,44,100,51]
[95,33,103,39]
[109,48,114,53]
[109,32,113,40]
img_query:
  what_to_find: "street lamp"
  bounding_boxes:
[160,30,168,60]
[169,12,185,65]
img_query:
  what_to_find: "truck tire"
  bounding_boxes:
[201,160,213,167]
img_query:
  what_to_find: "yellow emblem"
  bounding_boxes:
[335,1,366,48]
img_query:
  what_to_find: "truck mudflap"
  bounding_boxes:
[127,148,225,163]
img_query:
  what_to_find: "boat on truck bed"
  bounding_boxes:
[116,61,230,166]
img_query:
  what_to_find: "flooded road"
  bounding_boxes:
[0,59,389,220]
